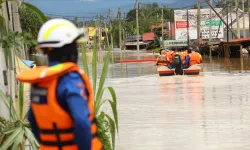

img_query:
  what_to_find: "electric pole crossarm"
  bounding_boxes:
[205,0,238,39]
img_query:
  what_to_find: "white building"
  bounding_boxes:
[220,7,250,40]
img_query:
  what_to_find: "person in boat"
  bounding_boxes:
[156,50,168,66]
[16,18,102,150]
[195,49,202,63]
[183,48,188,62]
[183,48,201,69]
[183,49,191,69]
[176,48,186,64]
[158,48,164,55]
[166,48,176,69]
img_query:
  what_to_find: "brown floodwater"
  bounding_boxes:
[30,51,250,150]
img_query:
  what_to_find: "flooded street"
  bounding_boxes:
[31,51,250,149]
[94,51,250,150]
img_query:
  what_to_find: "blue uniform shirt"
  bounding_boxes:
[28,61,92,150]
[183,55,190,69]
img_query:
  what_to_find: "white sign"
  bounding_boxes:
[174,8,224,40]
[164,40,188,47]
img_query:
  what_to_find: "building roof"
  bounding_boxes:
[143,32,154,41]
[151,23,165,30]
[229,37,250,43]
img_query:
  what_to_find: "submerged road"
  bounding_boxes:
[103,53,250,150]
[29,51,250,149]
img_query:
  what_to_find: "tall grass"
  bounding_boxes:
[81,39,118,150]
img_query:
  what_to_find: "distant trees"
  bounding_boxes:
[125,3,174,35]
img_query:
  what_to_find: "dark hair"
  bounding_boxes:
[188,50,192,54]
[46,41,78,63]
[195,49,200,53]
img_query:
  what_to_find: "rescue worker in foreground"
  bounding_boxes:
[156,50,168,66]
[16,18,102,150]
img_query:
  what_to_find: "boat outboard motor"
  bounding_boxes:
[173,54,183,75]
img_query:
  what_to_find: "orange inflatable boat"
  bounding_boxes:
[157,64,201,76]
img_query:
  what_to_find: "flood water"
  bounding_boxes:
[31,51,250,150]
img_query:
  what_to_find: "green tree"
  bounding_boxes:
[192,4,203,9]
[19,2,48,54]
[20,4,45,40]
[125,2,174,35]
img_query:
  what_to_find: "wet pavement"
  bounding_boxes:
[30,51,250,150]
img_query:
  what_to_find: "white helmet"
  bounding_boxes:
[37,18,86,49]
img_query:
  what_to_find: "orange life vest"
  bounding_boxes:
[184,50,188,58]
[197,52,202,63]
[167,51,175,63]
[176,52,186,63]
[156,55,167,66]
[16,63,102,150]
[189,52,200,66]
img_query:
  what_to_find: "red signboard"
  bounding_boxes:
[176,21,189,29]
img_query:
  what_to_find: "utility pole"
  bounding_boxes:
[248,0,250,35]
[236,0,240,38]
[226,6,230,57]
[209,0,212,58]
[230,6,233,39]
[94,16,97,50]
[118,8,122,50]
[161,4,164,49]
[227,6,229,42]
[243,0,246,37]
[123,10,126,51]
[209,0,212,43]
[108,9,114,50]
[99,15,102,51]
[187,9,190,48]
[197,0,201,48]
[103,18,110,48]
[108,9,114,63]
[136,0,140,59]
[205,0,238,38]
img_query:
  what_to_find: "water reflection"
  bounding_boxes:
[113,73,250,149]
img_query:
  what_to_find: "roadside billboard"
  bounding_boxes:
[164,40,188,47]
[174,8,224,40]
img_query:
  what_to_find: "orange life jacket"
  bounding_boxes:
[189,52,200,66]
[167,51,175,63]
[156,55,167,66]
[176,52,186,63]
[16,62,102,150]
[197,52,202,63]
[184,50,188,55]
